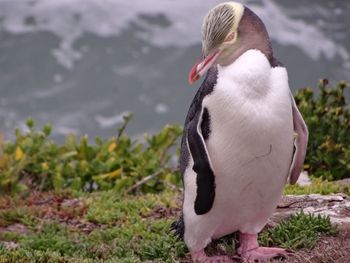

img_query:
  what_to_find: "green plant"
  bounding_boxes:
[0,114,182,195]
[295,80,350,180]
[284,177,350,195]
[259,211,338,249]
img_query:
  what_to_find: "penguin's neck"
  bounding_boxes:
[217,49,272,98]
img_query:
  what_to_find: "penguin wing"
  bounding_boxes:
[289,94,309,184]
[187,106,215,215]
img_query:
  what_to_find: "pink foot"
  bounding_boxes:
[238,233,291,261]
[192,249,233,263]
[240,246,289,261]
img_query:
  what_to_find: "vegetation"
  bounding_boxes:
[259,211,338,250]
[295,80,350,181]
[0,190,185,262]
[0,189,341,262]
[0,80,350,261]
[284,177,349,195]
[0,114,182,195]
[0,81,349,195]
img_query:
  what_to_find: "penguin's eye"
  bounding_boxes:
[224,32,235,42]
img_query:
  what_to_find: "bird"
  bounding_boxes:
[173,1,308,262]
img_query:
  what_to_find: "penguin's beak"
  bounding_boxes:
[188,49,222,85]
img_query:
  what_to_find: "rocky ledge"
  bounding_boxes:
[270,194,350,226]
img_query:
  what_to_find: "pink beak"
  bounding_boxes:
[188,49,222,85]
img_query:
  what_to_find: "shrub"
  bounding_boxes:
[0,114,182,195]
[295,80,350,180]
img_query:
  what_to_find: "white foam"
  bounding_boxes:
[0,0,348,68]
[51,111,85,136]
[155,103,169,114]
[53,74,64,83]
[55,126,79,136]
[252,1,349,62]
[95,111,130,128]
[32,85,70,99]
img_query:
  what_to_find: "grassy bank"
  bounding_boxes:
[0,182,345,263]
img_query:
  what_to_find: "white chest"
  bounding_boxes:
[202,49,293,180]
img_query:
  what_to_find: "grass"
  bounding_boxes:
[0,178,347,262]
[284,177,350,195]
[0,190,186,263]
[259,211,338,250]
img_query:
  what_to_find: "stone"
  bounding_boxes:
[269,194,350,226]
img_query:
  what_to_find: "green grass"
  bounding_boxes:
[0,179,347,262]
[259,211,338,249]
[0,190,186,263]
[284,177,350,195]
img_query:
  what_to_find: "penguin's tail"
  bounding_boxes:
[171,214,184,240]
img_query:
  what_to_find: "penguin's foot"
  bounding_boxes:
[239,247,289,261]
[238,233,291,261]
[191,250,233,263]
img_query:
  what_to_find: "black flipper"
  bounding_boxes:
[187,107,215,215]
[173,67,217,238]
[179,67,217,175]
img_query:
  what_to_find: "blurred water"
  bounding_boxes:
[0,0,349,141]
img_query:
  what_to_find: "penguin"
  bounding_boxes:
[173,2,308,262]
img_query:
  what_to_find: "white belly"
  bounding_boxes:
[205,77,294,237]
[183,50,294,251]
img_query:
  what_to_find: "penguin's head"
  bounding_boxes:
[189,1,272,84]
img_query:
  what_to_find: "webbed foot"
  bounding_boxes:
[239,246,289,261]
[238,232,292,262]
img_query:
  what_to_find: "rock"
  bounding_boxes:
[296,171,312,186]
[336,178,350,186]
[269,194,350,226]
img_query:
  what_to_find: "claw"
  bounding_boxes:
[238,233,292,262]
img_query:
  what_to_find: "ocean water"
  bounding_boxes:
[0,0,349,141]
